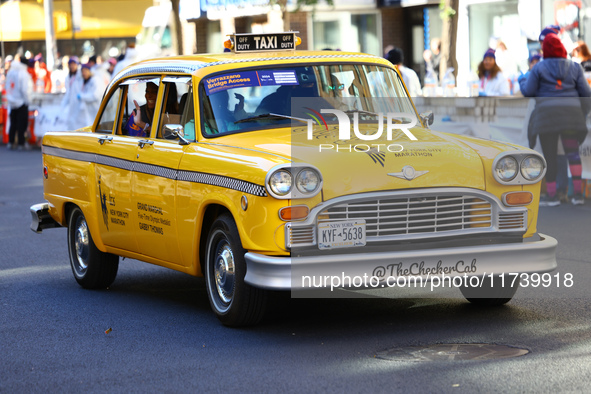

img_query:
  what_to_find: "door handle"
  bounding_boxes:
[98,135,113,145]
[138,139,154,148]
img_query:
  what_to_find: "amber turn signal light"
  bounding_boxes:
[502,191,533,206]
[279,205,309,221]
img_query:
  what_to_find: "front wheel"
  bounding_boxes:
[204,214,267,327]
[67,207,119,289]
[460,275,519,306]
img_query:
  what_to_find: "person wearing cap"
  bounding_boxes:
[60,56,81,121]
[477,48,510,96]
[386,47,422,97]
[5,55,33,150]
[539,25,561,44]
[522,25,571,203]
[67,63,102,130]
[107,58,117,76]
[519,33,591,206]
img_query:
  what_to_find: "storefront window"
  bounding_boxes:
[312,12,380,56]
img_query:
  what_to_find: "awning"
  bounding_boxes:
[0,1,47,41]
[0,0,151,42]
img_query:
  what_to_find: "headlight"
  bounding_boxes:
[269,170,292,196]
[521,156,544,181]
[296,169,320,194]
[495,156,518,181]
[266,164,323,199]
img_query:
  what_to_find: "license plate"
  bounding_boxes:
[318,220,366,250]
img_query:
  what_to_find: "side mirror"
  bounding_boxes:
[163,124,190,145]
[419,111,434,128]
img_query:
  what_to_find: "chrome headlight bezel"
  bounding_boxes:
[268,170,292,197]
[265,164,323,199]
[492,152,546,185]
[296,169,321,194]
[520,155,545,181]
[495,156,519,182]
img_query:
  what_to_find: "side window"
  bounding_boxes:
[119,78,160,137]
[95,88,123,134]
[181,87,195,141]
[157,77,194,142]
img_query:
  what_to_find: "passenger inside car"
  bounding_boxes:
[124,82,158,137]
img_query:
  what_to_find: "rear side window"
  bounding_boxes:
[95,88,123,134]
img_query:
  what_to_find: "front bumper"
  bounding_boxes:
[244,234,557,290]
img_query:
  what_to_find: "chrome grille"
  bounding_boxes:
[321,195,493,238]
[286,223,315,248]
[498,212,527,229]
[286,189,528,248]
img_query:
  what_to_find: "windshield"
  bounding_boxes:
[200,64,415,136]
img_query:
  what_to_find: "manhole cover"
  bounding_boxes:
[376,344,529,361]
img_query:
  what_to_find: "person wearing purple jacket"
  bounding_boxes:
[519,33,591,206]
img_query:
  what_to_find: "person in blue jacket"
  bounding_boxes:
[519,33,590,206]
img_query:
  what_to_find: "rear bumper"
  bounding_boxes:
[244,234,557,290]
[30,203,61,233]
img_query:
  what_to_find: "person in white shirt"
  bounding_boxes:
[5,55,33,150]
[87,55,111,95]
[60,56,81,122]
[112,43,139,77]
[68,63,102,130]
[386,48,422,97]
[477,48,510,96]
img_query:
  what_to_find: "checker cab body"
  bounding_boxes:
[31,33,556,326]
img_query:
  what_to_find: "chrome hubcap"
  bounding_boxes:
[74,218,90,274]
[214,243,235,304]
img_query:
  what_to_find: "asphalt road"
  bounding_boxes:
[1,148,590,393]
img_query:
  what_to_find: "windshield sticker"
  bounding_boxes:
[205,70,298,95]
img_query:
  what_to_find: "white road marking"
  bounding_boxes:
[0,265,70,278]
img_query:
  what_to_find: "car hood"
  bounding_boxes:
[208,125,505,200]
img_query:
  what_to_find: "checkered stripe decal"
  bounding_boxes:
[42,145,268,197]
[178,170,267,197]
[95,155,134,171]
[134,162,177,180]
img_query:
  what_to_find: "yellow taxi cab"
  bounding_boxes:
[31,32,557,326]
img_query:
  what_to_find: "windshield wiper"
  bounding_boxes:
[343,109,382,118]
[234,113,310,124]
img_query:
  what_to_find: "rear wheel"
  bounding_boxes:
[460,275,519,306]
[204,214,267,326]
[67,207,119,289]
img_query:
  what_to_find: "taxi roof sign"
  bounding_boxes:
[226,32,300,53]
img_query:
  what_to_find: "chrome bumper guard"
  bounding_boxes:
[244,234,557,290]
[30,203,61,233]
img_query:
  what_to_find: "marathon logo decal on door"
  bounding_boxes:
[205,70,298,95]
[98,175,128,230]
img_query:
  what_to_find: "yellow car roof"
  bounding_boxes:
[107,51,394,93]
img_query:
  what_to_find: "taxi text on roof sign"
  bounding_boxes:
[227,32,299,53]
